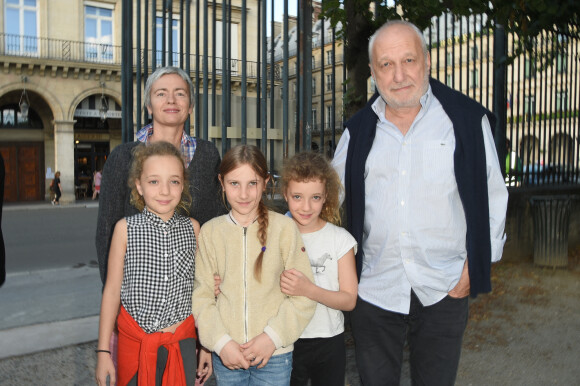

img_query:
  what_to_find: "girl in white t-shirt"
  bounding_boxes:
[280,151,358,386]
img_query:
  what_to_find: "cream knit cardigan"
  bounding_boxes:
[192,211,316,356]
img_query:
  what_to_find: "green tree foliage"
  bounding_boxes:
[320,0,580,116]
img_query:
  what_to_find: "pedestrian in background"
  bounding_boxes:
[92,169,102,200]
[51,171,62,205]
[332,20,508,385]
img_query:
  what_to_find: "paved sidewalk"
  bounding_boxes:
[0,266,102,359]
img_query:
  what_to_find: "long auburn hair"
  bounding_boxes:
[281,151,343,225]
[128,141,192,215]
[219,145,269,282]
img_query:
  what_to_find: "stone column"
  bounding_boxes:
[53,120,76,204]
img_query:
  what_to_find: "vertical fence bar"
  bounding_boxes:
[136,0,142,132]
[570,35,580,183]
[122,0,133,143]
[298,0,312,150]
[241,0,247,144]
[202,0,209,140]
[260,0,268,154]
[282,0,289,158]
[151,0,157,72]
[493,22,507,171]
[143,0,150,124]
[211,1,217,132]
[269,0,275,169]
[193,0,199,136]
[330,26,336,155]
[221,0,228,154]
[320,18,325,154]
[167,1,173,66]
[226,0,232,134]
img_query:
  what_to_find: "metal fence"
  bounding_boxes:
[425,14,580,188]
[22,0,564,188]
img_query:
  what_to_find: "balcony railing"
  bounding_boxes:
[0,33,268,79]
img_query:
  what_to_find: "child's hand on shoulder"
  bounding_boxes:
[240,333,276,369]
[220,340,250,370]
[280,268,313,298]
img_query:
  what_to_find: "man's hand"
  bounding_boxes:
[449,259,470,298]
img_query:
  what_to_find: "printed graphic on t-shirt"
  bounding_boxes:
[311,253,332,274]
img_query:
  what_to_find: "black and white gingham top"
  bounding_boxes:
[121,208,196,333]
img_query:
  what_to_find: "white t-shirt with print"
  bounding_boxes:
[299,222,357,339]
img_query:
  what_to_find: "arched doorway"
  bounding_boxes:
[0,103,44,202]
[73,94,121,199]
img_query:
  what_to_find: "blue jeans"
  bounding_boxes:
[212,351,292,386]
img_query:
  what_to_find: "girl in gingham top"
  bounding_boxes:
[96,141,212,386]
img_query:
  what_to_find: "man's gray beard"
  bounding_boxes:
[378,72,430,110]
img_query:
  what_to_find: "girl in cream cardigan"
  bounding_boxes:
[192,145,316,385]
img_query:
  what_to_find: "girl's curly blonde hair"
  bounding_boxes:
[281,151,343,226]
[128,141,192,215]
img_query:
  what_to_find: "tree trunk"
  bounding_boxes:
[343,0,374,119]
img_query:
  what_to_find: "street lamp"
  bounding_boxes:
[19,76,30,121]
[99,82,109,122]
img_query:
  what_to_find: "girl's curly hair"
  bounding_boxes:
[281,151,343,226]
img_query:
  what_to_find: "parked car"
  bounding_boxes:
[522,163,580,186]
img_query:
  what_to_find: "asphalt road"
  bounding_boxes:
[3,204,99,273]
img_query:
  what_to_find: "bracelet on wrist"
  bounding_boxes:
[95,349,111,354]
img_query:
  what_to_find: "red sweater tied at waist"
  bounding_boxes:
[116,306,197,386]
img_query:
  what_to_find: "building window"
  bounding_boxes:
[85,4,114,62]
[312,77,317,95]
[556,91,568,111]
[471,44,479,60]
[326,51,333,64]
[446,51,452,65]
[446,73,453,86]
[312,108,318,131]
[326,105,332,129]
[0,104,42,128]
[556,53,567,73]
[312,56,316,68]
[4,0,38,54]
[293,82,297,98]
[156,15,180,66]
[524,95,536,117]
[216,21,239,74]
[524,58,536,79]
[326,74,332,91]
[470,69,479,88]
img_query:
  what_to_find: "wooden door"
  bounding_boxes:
[18,145,41,201]
[0,146,17,202]
[0,144,42,202]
